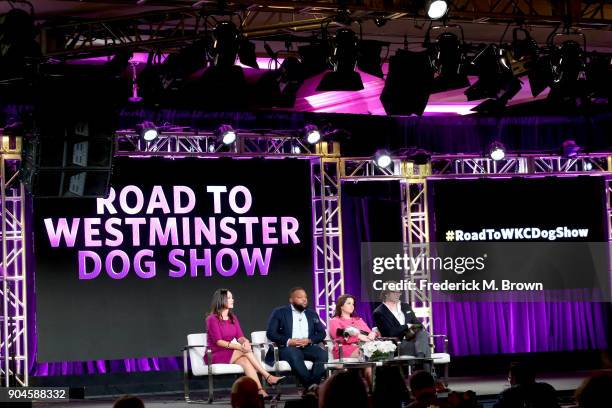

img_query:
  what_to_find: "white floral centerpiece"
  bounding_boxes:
[361,340,397,361]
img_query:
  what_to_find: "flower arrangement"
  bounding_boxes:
[361,340,397,361]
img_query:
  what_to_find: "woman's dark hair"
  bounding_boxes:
[321,371,368,408]
[334,294,358,318]
[209,288,234,322]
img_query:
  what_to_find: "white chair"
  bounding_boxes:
[250,331,313,382]
[183,333,245,403]
[324,333,360,363]
[430,334,451,386]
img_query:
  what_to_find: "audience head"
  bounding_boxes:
[231,376,262,408]
[508,361,536,386]
[575,371,612,408]
[210,288,234,320]
[334,294,357,318]
[113,395,145,408]
[319,371,368,408]
[289,287,308,312]
[381,282,402,303]
[409,370,436,401]
[373,366,410,408]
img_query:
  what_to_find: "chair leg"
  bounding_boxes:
[208,374,214,404]
[444,363,449,387]
[183,350,191,403]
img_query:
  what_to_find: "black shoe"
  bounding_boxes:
[266,375,286,386]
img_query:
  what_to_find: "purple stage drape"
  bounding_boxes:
[340,181,610,356]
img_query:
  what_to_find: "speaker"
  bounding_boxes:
[21,117,115,198]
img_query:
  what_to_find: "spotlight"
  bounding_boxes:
[317,28,364,91]
[380,48,433,116]
[548,40,588,106]
[374,149,392,168]
[466,45,522,113]
[138,121,159,142]
[430,32,470,92]
[488,142,506,161]
[211,21,240,68]
[304,125,321,144]
[562,140,580,158]
[292,146,302,154]
[216,125,237,145]
[407,149,431,165]
[427,0,449,20]
[357,40,386,78]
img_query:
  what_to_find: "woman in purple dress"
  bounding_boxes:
[205,289,284,399]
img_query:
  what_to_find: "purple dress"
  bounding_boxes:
[205,314,245,364]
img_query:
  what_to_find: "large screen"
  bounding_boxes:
[34,157,313,362]
[427,176,609,301]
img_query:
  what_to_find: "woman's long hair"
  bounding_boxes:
[209,288,234,322]
[333,294,359,318]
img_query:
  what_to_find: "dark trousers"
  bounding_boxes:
[279,345,328,388]
[399,330,432,374]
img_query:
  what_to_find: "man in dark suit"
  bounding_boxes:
[372,286,431,360]
[265,287,328,388]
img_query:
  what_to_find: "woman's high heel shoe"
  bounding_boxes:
[258,389,273,401]
[265,374,286,386]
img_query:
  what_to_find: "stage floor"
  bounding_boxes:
[31,371,589,408]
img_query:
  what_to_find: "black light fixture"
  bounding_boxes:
[465,44,522,113]
[429,31,470,93]
[374,149,392,168]
[0,8,40,79]
[138,121,159,142]
[303,124,322,144]
[548,40,588,106]
[380,48,434,116]
[357,40,387,78]
[488,141,506,161]
[317,28,364,91]
[407,149,432,165]
[562,140,580,158]
[216,124,237,145]
[211,21,240,68]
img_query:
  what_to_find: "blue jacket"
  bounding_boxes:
[264,305,326,365]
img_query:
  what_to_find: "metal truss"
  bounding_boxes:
[115,130,318,157]
[38,1,612,58]
[607,176,612,302]
[115,131,343,325]
[0,135,28,387]
[311,143,344,325]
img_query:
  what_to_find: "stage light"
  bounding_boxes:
[304,125,321,144]
[0,8,41,79]
[488,142,506,161]
[380,48,433,116]
[584,162,593,171]
[427,0,449,19]
[217,125,237,145]
[548,40,588,106]
[317,28,364,91]
[374,149,392,168]
[357,40,386,78]
[430,32,470,92]
[562,140,580,158]
[211,21,240,68]
[465,44,522,113]
[408,149,432,165]
[138,121,159,142]
[292,146,302,154]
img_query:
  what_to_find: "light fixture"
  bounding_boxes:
[374,149,392,168]
[562,140,580,158]
[380,48,433,116]
[430,31,470,93]
[211,21,240,68]
[407,149,431,165]
[427,0,449,20]
[138,121,159,142]
[548,40,588,106]
[317,28,364,91]
[216,124,237,145]
[488,142,506,161]
[304,125,321,144]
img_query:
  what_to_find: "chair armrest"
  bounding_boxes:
[251,342,272,363]
[428,334,449,353]
[183,344,206,350]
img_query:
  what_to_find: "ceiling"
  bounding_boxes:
[2,0,612,57]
